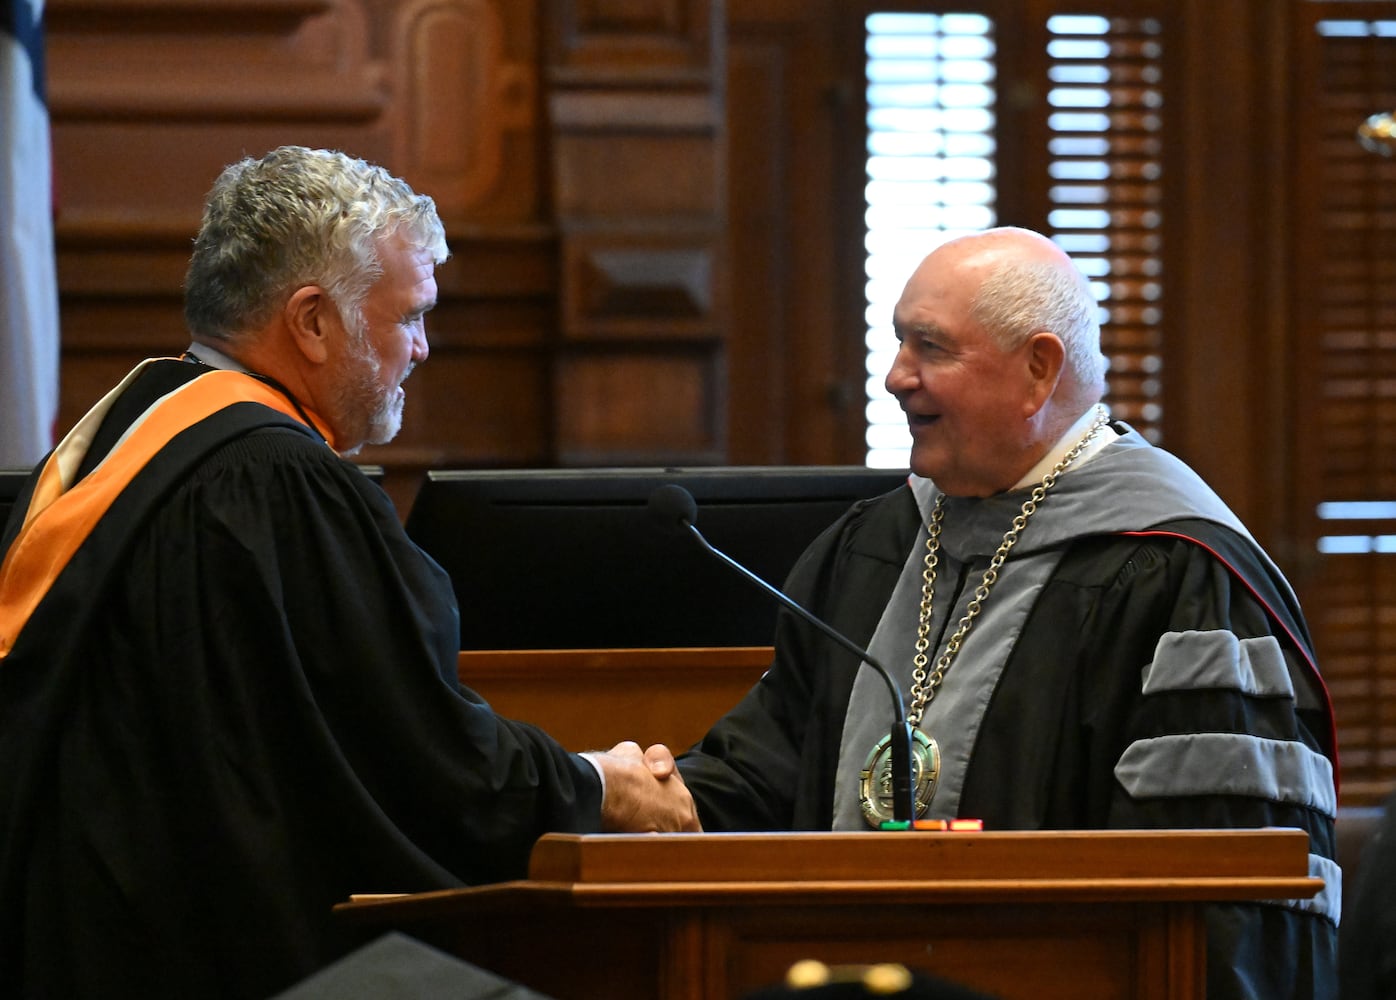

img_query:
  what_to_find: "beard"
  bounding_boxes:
[358,355,406,448]
[329,332,408,455]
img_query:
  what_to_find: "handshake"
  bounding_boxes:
[592,741,703,833]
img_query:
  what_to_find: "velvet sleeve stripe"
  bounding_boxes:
[1119,528,1339,782]
[1120,529,1316,668]
[1115,733,1337,817]
[1290,853,1343,923]
[1143,630,1294,698]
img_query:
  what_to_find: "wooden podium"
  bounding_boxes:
[457,647,771,752]
[335,828,1320,1000]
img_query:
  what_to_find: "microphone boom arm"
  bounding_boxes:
[683,524,907,726]
[680,520,918,825]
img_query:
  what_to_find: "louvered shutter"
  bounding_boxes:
[1042,12,1166,443]
[1293,3,1396,802]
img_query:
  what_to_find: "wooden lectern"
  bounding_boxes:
[335,828,1320,1000]
[457,647,771,752]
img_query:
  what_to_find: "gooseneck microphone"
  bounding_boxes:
[646,483,917,825]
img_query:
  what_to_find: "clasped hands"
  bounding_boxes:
[595,740,703,833]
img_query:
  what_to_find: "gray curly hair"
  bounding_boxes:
[183,146,448,343]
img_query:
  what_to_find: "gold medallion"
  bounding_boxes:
[858,728,940,828]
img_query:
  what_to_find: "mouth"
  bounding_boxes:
[906,412,940,430]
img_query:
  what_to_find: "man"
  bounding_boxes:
[0,146,698,998]
[678,227,1339,998]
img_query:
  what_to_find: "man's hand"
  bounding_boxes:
[595,741,703,833]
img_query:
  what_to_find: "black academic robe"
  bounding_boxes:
[679,477,1338,1000]
[0,361,601,999]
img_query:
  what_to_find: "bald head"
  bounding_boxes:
[935,226,1069,270]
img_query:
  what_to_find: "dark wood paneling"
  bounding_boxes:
[546,0,715,81]
[1166,0,1288,548]
[545,0,728,464]
[565,234,717,337]
[725,0,862,465]
[554,348,724,464]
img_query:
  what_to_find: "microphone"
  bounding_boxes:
[646,483,917,825]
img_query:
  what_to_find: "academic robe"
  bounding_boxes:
[0,360,602,999]
[678,423,1339,1000]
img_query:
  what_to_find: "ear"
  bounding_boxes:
[1022,331,1065,416]
[284,285,334,365]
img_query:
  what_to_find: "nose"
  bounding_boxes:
[412,324,430,365]
[884,340,917,398]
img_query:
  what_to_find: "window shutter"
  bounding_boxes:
[1293,4,1396,801]
[1042,12,1166,443]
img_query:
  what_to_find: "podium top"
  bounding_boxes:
[334,827,1321,924]
[526,829,1314,886]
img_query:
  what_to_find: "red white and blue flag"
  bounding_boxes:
[0,0,58,467]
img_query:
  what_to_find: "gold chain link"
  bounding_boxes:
[906,406,1109,726]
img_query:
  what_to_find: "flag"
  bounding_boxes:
[0,0,57,467]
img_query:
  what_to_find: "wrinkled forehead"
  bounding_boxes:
[893,244,987,329]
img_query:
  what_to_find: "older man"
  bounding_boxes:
[679,227,1338,998]
[0,146,698,999]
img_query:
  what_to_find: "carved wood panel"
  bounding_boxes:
[544,0,727,465]
[546,0,714,80]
